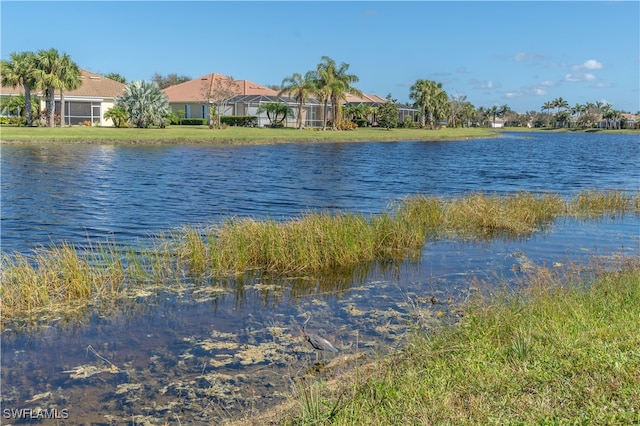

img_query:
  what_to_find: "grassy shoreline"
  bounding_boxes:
[1,126,637,146]
[240,260,640,425]
[0,126,498,145]
[1,190,638,328]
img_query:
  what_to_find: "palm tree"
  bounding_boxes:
[541,101,553,116]
[409,79,447,129]
[0,51,39,126]
[279,71,316,129]
[256,101,293,127]
[34,48,65,127]
[553,97,569,113]
[115,81,170,128]
[103,105,128,128]
[58,53,82,126]
[316,56,362,130]
[312,65,332,130]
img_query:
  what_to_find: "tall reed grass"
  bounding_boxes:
[1,190,638,326]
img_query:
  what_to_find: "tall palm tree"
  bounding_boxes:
[541,101,553,116]
[58,53,82,126]
[312,65,332,130]
[279,71,316,129]
[35,48,66,127]
[115,81,170,128]
[0,51,39,126]
[409,79,447,129]
[553,97,569,113]
[316,56,362,130]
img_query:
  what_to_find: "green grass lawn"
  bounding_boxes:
[0,125,497,144]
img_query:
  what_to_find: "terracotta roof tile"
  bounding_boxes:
[345,92,387,104]
[162,73,279,102]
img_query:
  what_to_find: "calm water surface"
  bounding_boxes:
[1,132,639,424]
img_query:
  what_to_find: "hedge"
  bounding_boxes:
[220,116,258,127]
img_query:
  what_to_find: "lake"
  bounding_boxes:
[1,131,639,424]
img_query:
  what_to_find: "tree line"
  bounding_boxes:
[2,49,636,130]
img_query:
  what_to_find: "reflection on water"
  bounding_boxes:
[2,217,638,424]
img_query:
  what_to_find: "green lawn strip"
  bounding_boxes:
[0,125,496,144]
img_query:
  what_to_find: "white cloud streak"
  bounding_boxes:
[572,59,603,70]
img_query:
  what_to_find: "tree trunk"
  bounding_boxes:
[331,95,338,130]
[24,85,33,126]
[47,87,55,127]
[60,90,66,127]
[322,102,328,131]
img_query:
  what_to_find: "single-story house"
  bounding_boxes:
[0,69,126,126]
[163,73,418,128]
[162,73,326,128]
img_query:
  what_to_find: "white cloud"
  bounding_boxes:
[572,59,603,70]
[564,73,597,82]
[514,52,548,63]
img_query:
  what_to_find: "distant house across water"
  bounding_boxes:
[0,69,126,126]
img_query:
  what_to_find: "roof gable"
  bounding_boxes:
[162,73,279,103]
[345,92,388,104]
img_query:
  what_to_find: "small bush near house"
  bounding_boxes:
[180,118,207,125]
[337,121,358,130]
[401,117,418,128]
[220,116,258,127]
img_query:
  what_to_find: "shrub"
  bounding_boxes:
[337,121,358,131]
[354,118,368,128]
[180,118,207,125]
[220,116,258,127]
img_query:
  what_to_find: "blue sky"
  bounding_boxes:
[2,1,639,113]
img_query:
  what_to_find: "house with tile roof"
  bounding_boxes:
[163,73,415,128]
[0,69,126,126]
[162,73,325,128]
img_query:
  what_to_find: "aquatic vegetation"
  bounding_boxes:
[571,189,637,217]
[444,192,565,237]
[1,190,638,327]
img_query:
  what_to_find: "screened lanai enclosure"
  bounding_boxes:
[54,99,104,126]
[174,95,326,128]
